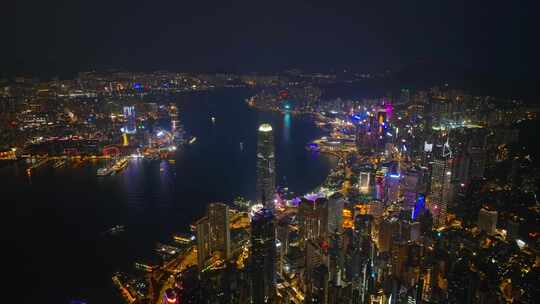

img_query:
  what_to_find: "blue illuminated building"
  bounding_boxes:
[412,194,425,220]
[122,106,137,134]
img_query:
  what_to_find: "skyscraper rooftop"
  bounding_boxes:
[258,123,273,132]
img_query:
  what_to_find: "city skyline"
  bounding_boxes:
[4,2,538,303]
[3,68,539,303]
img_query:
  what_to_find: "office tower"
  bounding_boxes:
[385,173,400,204]
[452,128,487,188]
[375,170,386,201]
[298,198,320,247]
[297,196,341,246]
[506,216,520,239]
[429,158,453,227]
[208,202,231,260]
[312,264,330,304]
[122,105,137,134]
[256,123,276,209]
[250,208,276,303]
[352,213,376,304]
[305,240,325,298]
[196,216,211,267]
[402,167,427,209]
[353,213,373,247]
[276,219,289,274]
[328,232,344,287]
[391,240,408,280]
[468,148,486,180]
[358,171,372,194]
[326,193,345,235]
[356,126,376,154]
[378,218,398,253]
[406,221,421,242]
[357,164,375,193]
[477,208,498,235]
[196,203,231,267]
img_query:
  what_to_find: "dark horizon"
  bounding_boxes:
[5,1,535,89]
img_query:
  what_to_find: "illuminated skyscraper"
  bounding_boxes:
[122,106,137,134]
[208,202,231,260]
[250,208,276,303]
[298,198,320,247]
[326,193,345,236]
[256,123,276,209]
[196,202,231,266]
[429,158,453,227]
[196,216,210,267]
[358,168,373,195]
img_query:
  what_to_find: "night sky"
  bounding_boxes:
[4,1,536,93]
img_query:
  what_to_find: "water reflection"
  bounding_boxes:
[283,112,291,142]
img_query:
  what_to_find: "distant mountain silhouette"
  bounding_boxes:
[392,59,538,102]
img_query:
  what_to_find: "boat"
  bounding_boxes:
[97,157,128,176]
[53,160,65,168]
[189,137,197,144]
[111,157,128,173]
[240,142,244,151]
[103,225,125,235]
[97,167,113,176]
[211,116,216,123]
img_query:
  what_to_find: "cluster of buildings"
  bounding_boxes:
[134,85,539,304]
[0,69,368,159]
[9,70,536,303]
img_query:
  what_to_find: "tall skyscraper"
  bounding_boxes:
[298,198,320,247]
[196,216,211,267]
[196,202,231,267]
[250,208,276,303]
[208,202,231,260]
[326,193,345,236]
[429,158,453,227]
[122,105,137,134]
[256,123,276,209]
[358,171,372,194]
[299,195,344,247]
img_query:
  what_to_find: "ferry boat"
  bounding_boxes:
[103,225,125,235]
[53,160,65,168]
[97,157,128,176]
[97,166,113,176]
[111,157,128,173]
